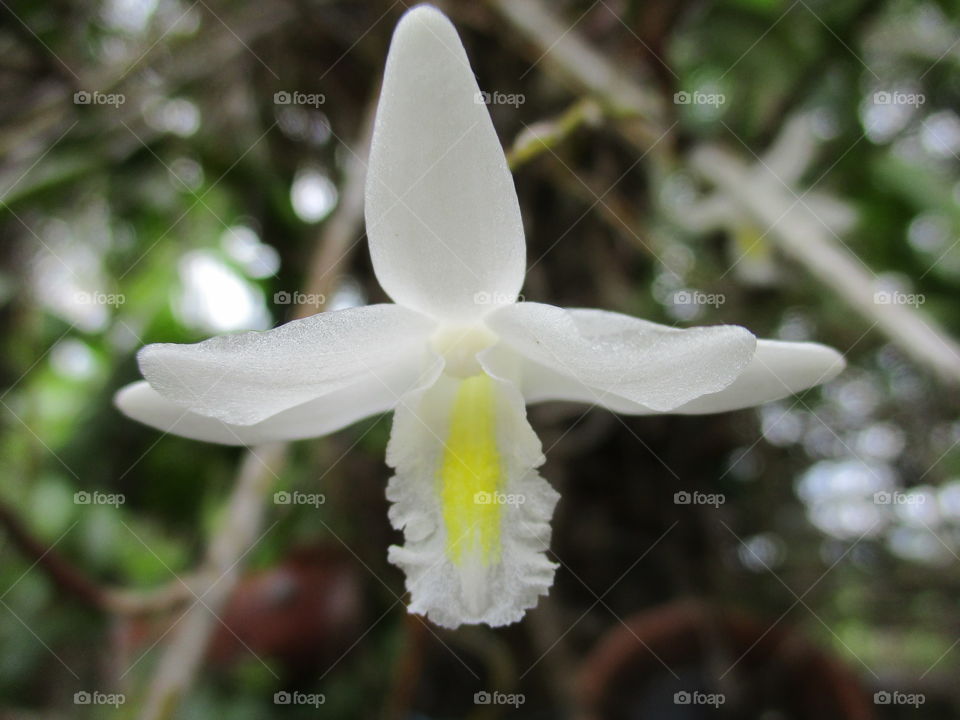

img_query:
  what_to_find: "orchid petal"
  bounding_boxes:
[386,372,558,628]
[136,304,436,426]
[493,333,843,414]
[115,348,441,445]
[365,4,525,322]
[672,339,845,413]
[485,303,756,412]
[115,381,388,445]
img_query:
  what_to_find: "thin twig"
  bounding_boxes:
[0,500,196,614]
[490,0,666,151]
[506,97,603,170]
[490,0,960,386]
[690,145,960,384]
[137,444,287,720]
[135,95,378,720]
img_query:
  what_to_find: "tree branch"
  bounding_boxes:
[135,94,378,720]
[489,0,960,385]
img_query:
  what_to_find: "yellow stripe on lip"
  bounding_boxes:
[438,373,502,566]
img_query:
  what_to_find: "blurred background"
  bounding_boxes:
[1,0,959,717]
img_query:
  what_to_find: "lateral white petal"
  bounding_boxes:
[365,5,526,322]
[673,339,845,413]
[115,352,439,445]
[501,339,844,414]
[386,373,558,628]
[137,304,435,425]
[485,303,756,412]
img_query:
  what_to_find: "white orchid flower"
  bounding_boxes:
[115,4,844,629]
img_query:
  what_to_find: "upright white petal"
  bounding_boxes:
[136,304,436,425]
[485,303,756,412]
[365,5,526,322]
[386,372,558,628]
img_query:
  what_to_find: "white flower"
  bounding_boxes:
[115,5,845,629]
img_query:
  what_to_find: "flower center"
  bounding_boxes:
[430,324,498,378]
